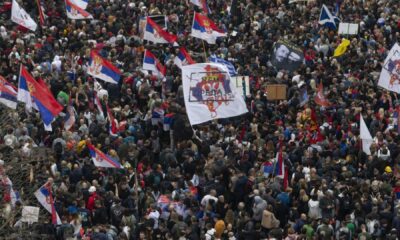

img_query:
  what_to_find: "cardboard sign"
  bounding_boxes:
[266,84,287,100]
[21,206,39,223]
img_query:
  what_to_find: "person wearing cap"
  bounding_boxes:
[87,186,98,212]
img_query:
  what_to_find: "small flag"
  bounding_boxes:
[163,113,175,131]
[87,51,121,84]
[360,115,373,155]
[87,144,123,168]
[191,12,226,44]
[334,38,350,57]
[275,146,288,190]
[17,65,38,111]
[11,0,37,31]
[314,81,330,107]
[262,161,274,177]
[94,92,104,118]
[106,105,119,136]
[36,0,46,26]
[318,4,340,29]
[174,47,196,69]
[190,0,211,14]
[0,76,18,109]
[34,182,62,225]
[143,50,166,77]
[64,96,76,131]
[144,17,178,46]
[65,0,93,20]
[208,55,237,76]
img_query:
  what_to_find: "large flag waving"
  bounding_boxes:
[209,55,237,76]
[19,65,63,126]
[0,76,18,109]
[65,0,93,20]
[182,63,247,125]
[319,4,340,29]
[191,12,226,44]
[70,0,88,9]
[378,43,400,93]
[190,0,211,14]
[144,17,178,46]
[11,0,37,31]
[87,51,121,84]
[143,50,166,77]
[314,81,330,107]
[174,47,196,69]
[87,144,122,168]
[34,182,61,225]
[360,115,373,155]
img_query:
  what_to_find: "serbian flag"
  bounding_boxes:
[34,182,62,225]
[0,76,18,109]
[19,65,63,126]
[36,0,46,26]
[275,146,288,190]
[163,113,175,131]
[191,12,226,44]
[190,0,211,14]
[143,50,166,77]
[174,47,196,69]
[64,96,76,131]
[11,0,37,31]
[87,51,121,84]
[314,82,330,107]
[106,105,119,137]
[17,66,38,111]
[70,0,88,9]
[65,0,93,20]
[87,144,122,168]
[262,161,274,177]
[144,17,178,46]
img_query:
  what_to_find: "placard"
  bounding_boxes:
[266,84,287,100]
[338,23,359,35]
[234,76,250,98]
[21,206,39,223]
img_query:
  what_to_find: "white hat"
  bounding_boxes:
[89,186,96,193]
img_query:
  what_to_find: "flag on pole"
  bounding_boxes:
[64,95,76,131]
[360,114,373,155]
[275,146,288,190]
[65,0,93,20]
[144,17,178,46]
[262,161,274,177]
[70,0,88,9]
[11,0,37,31]
[208,55,237,76]
[34,182,61,225]
[314,81,330,107]
[377,43,400,93]
[17,65,38,111]
[191,12,227,44]
[333,38,350,57]
[106,105,119,137]
[0,76,18,109]
[87,51,121,84]
[36,0,46,26]
[174,47,196,69]
[190,0,211,14]
[87,144,122,168]
[318,4,340,29]
[143,50,166,77]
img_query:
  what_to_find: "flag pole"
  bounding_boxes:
[202,40,208,62]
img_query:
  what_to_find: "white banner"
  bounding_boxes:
[182,63,248,125]
[378,43,400,93]
[11,0,37,31]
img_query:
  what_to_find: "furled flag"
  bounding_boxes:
[190,0,211,14]
[144,17,178,46]
[334,38,350,57]
[377,43,400,93]
[191,12,227,44]
[318,4,340,29]
[262,161,274,177]
[106,105,119,137]
[87,144,122,168]
[174,47,196,69]
[65,0,93,20]
[87,51,121,84]
[70,0,88,9]
[0,76,18,109]
[209,55,237,76]
[181,63,248,125]
[314,81,330,107]
[275,146,288,190]
[64,95,76,131]
[360,114,373,155]
[11,0,37,31]
[143,50,167,77]
[34,181,61,225]
[36,0,46,26]
[18,65,63,127]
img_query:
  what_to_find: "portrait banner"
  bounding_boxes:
[182,63,248,125]
[378,43,400,93]
[270,40,304,72]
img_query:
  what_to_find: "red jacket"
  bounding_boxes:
[87,192,98,212]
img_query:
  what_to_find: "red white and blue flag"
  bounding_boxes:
[262,161,274,177]
[36,0,46,26]
[70,0,88,9]
[88,144,122,169]
[88,51,121,84]
[144,17,178,46]
[143,50,166,77]
[275,146,288,190]
[0,76,18,109]
[34,182,61,225]
[174,47,196,69]
[191,12,226,44]
[65,0,93,20]
[64,95,76,131]
[190,0,211,14]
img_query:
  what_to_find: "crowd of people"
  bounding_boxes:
[1,0,400,239]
